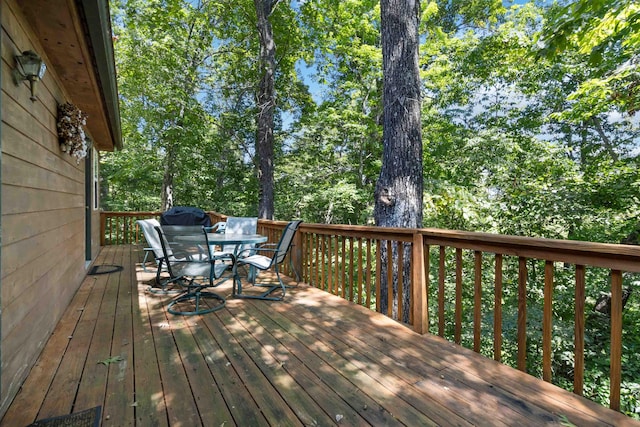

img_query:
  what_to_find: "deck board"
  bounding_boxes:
[1,245,639,427]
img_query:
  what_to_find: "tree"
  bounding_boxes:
[254,0,279,219]
[375,0,423,319]
[538,0,640,115]
[108,0,219,211]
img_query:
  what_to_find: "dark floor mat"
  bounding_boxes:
[27,406,101,427]
[88,264,123,275]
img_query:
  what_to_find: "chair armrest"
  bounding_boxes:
[205,222,227,233]
[211,252,236,263]
[235,246,279,259]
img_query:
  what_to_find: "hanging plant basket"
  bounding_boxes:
[57,102,88,163]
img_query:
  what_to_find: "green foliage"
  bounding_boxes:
[537,0,640,115]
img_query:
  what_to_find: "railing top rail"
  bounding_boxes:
[103,211,640,272]
[419,227,639,255]
[298,222,416,241]
[421,228,640,272]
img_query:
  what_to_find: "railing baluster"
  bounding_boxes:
[341,237,347,299]
[366,239,372,309]
[375,239,382,313]
[543,260,554,382]
[327,235,334,294]
[386,240,393,318]
[610,270,623,411]
[349,237,355,302]
[517,257,528,372]
[357,238,364,305]
[574,265,585,394]
[303,233,310,283]
[439,246,446,337]
[423,241,430,333]
[494,254,503,362]
[398,242,404,322]
[411,234,428,334]
[315,234,320,288]
[334,235,340,295]
[307,233,313,284]
[320,234,326,291]
[474,251,482,353]
[135,219,141,244]
[455,248,463,345]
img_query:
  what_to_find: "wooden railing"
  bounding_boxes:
[100,211,640,414]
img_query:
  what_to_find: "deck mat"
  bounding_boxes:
[27,406,101,427]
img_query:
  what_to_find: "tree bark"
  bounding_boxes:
[375,0,423,321]
[255,0,277,219]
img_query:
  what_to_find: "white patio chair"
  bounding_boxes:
[155,225,233,315]
[232,220,302,301]
[136,218,182,294]
[222,217,258,255]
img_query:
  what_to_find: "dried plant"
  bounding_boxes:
[57,102,88,163]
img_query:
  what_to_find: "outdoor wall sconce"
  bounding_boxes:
[13,50,47,102]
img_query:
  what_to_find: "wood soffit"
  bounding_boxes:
[19,0,122,151]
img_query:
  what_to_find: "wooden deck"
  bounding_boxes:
[1,245,637,427]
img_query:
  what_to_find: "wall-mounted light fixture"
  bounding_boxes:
[13,50,47,102]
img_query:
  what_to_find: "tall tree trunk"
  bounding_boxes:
[255,0,277,219]
[375,0,423,321]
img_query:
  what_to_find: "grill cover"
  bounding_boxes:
[160,206,212,227]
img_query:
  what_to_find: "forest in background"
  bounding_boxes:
[103,0,640,416]
[103,0,639,245]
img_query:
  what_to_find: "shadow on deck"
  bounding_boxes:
[1,245,637,426]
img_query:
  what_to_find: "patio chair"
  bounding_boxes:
[206,221,226,233]
[222,216,258,255]
[136,218,182,294]
[232,220,302,301]
[155,225,233,315]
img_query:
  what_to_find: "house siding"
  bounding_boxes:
[0,0,98,416]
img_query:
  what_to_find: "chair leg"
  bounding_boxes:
[167,278,226,315]
[155,259,163,284]
[167,291,225,315]
[148,273,183,295]
[142,250,151,272]
[233,266,286,301]
[289,256,301,283]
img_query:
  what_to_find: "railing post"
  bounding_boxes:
[100,212,106,246]
[610,270,623,411]
[412,232,428,334]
